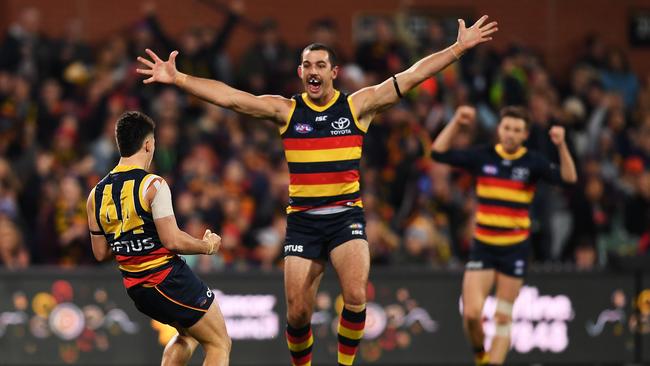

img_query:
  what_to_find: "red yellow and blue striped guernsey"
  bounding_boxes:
[431,144,562,246]
[280,90,368,213]
[93,165,177,288]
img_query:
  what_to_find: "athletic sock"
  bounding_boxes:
[286,323,313,366]
[473,345,489,365]
[337,305,366,365]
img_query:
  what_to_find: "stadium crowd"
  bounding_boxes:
[0,3,648,272]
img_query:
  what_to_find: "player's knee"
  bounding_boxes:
[203,332,231,352]
[494,299,513,337]
[494,311,511,324]
[462,304,483,323]
[286,301,311,326]
[178,335,198,350]
[343,287,366,306]
[222,335,232,352]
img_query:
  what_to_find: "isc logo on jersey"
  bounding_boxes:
[350,222,364,236]
[331,117,352,136]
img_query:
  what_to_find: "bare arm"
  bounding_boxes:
[146,177,221,255]
[431,106,475,153]
[549,126,578,183]
[350,16,498,129]
[154,216,221,255]
[86,188,113,262]
[137,49,293,125]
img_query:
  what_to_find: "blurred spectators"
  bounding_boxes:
[0,4,648,273]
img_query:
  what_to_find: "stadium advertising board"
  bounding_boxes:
[0,269,639,365]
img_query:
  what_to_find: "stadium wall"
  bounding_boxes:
[0,268,644,365]
[1,0,650,79]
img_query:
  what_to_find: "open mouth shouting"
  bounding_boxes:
[307,76,322,94]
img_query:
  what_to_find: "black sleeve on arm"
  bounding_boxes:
[431,147,482,170]
[145,15,176,54]
[208,12,240,54]
[533,152,563,185]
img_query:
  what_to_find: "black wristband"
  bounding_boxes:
[90,230,104,236]
[392,75,403,98]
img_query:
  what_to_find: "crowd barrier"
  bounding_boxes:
[0,266,646,365]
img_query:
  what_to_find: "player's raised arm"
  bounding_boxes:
[431,106,475,153]
[548,126,578,183]
[349,15,498,129]
[136,48,293,125]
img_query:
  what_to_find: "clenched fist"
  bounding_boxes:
[203,229,222,255]
[452,105,476,127]
[549,126,566,146]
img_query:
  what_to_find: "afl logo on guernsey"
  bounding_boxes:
[294,123,313,134]
[483,165,498,175]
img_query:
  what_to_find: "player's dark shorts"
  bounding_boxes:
[284,207,367,260]
[126,259,214,328]
[466,239,530,278]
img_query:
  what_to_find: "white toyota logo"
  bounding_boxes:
[331,117,350,130]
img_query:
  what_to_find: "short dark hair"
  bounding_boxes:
[500,106,531,130]
[301,43,338,68]
[115,111,155,157]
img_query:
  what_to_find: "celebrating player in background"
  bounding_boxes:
[431,106,577,366]
[137,16,497,366]
[86,111,230,366]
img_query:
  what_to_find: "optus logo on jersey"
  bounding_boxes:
[110,237,155,253]
[294,123,313,134]
[284,244,303,253]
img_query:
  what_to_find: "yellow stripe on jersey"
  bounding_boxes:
[301,90,340,112]
[474,232,529,246]
[347,95,367,133]
[495,144,527,160]
[120,180,145,234]
[476,185,534,204]
[111,165,141,173]
[100,184,121,237]
[289,181,360,197]
[285,147,362,163]
[279,99,297,135]
[118,255,175,272]
[476,212,531,229]
[99,180,145,239]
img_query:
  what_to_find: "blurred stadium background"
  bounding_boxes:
[1,0,649,365]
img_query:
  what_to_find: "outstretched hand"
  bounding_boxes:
[136,48,180,85]
[457,15,498,51]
